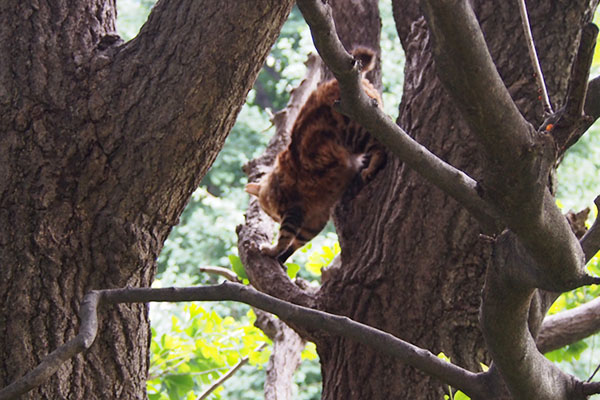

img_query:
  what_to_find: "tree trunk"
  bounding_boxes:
[314,0,596,398]
[0,0,293,398]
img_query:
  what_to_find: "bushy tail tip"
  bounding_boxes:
[351,47,376,73]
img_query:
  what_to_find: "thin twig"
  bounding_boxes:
[587,362,600,383]
[196,343,267,400]
[517,0,553,115]
[199,266,240,282]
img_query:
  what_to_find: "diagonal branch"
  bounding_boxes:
[546,23,598,156]
[517,0,553,115]
[295,0,501,232]
[537,297,600,354]
[0,283,489,400]
[420,0,536,168]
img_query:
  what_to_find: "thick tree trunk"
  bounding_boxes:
[313,0,596,398]
[0,0,293,398]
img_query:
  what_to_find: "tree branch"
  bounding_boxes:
[517,0,553,115]
[0,283,489,400]
[420,0,536,168]
[420,0,595,294]
[238,54,323,309]
[295,0,501,232]
[199,266,240,282]
[546,23,598,156]
[581,195,600,261]
[254,314,305,400]
[0,291,101,400]
[537,297,600,354]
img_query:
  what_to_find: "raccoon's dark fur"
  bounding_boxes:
[246,48,386,262]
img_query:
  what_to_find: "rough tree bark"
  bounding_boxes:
[5,0,600,399]
[0,0,294,398]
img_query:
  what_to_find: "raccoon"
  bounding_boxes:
[246,48,386,263]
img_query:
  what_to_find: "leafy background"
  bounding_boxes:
[115,1,600,398]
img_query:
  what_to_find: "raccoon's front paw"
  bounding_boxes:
[259,243,280,258]
[360,167,376,182]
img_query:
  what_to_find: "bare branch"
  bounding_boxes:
[517,0,553,115]
[537,297,600,353]
[420,0,536,168]
[255,314,305,400]
[581,195,600,261]
[0,291,101,400]
[582,381,600,396]
[199,266,240,282]
[420,0,592,295]
[295,0,501,232]
[0,283,489,399]
[238,54,323,308]
[547,23,598,155]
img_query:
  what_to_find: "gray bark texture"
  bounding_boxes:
[0,0,294,398]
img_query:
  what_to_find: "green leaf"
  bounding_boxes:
[301,342,318,361]
[286,262,300,279]
[545,340,588,362]
[229,254,248,280]
[454,390,471,400]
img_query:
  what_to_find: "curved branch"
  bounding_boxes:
[0,292,101,400]
[295,0,501,232]
[537,297,600,354]
[0,283,489,400]
[420,0,535,167]
[238,54,323,308]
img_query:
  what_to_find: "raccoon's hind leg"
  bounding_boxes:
[276,216,328,263]
[260,206,303,259]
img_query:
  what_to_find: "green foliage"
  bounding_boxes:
[148,305,272,400]
[437,353,471,400]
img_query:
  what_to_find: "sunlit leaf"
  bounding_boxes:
[286,262,301,279]
[229,254,248,280]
